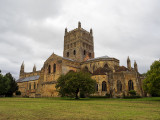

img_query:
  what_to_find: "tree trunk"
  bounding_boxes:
[75,88,79,99]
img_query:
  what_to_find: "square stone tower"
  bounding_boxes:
[63,22,94,62]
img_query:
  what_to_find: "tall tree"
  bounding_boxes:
[56,71,96,99]
[0,71,6,95]
[0,71,18,97]
[5,73,18,96]
[143,60,160,96]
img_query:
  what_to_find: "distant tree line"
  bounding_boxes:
[0,70,19,97]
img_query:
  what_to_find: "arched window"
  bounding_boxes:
[96,84,98,91]
[128,80,134,91]
[29,83,31,90]
[48,65,51,73]
[34,82,36,89]
[89,53,91,57]
[53,64,56,73]
[73,50,76,55]
[102,81,107,91]
[67,52,69,57]
[84,50,86,55]
[117,80,122,92]
[104,64,109,68]
[93,65,95,71]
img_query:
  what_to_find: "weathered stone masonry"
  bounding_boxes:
[17,22,144,97]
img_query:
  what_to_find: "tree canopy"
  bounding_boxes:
[56,71,96,99]
[143,60,160,96]
[0,71,18,97]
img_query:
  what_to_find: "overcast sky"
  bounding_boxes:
[0,0,160,79]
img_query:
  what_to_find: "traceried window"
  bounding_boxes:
[29,83,31,90]
[34,82,36,89]
[53,64,56,73]
[117,80,122,92]
[104,64,109,68]
[128,80,134,91]
[102,81,107,91]
[48,65,51,74]
[96,84,98,91]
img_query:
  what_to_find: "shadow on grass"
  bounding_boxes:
[45,97,160,102]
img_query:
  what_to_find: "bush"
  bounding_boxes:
[15,91,21,95]
[129,90,136,96]
[105,93,110,98]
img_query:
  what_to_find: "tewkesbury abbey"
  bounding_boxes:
[17,22,144,98]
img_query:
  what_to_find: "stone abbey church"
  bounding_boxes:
[17,22,144,98]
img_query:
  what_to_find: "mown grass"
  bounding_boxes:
[0,97,160,120]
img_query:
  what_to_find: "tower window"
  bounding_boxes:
[84,50,86,55]
[86,44,88,49]
[67,45,69,49]
[67,52,69,57]
[83,43,85,47]
[74,43,76,47]
[73,50,76,55]
[89,53,91,57]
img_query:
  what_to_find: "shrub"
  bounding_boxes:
[15,91,21,95]
[105,93,110,98]
[129,90,136,96]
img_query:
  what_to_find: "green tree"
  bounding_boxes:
[56,71,96,99]
[0,71,6,95]
[4,73,18,97]
[0,71,18,97]
[143,60,160,96]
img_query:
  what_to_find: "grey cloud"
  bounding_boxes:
[0,0,160,79]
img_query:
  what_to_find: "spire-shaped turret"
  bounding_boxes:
[134,60,138,72]
[90,28,93,35]
[127,56,131,70]
[33,64,36,72]
[78,21,81,28]
[20,61,25,78]
[20,61,24,73]
[65,28,68,35]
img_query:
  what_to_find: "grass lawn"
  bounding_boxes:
[0,97,160,120]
